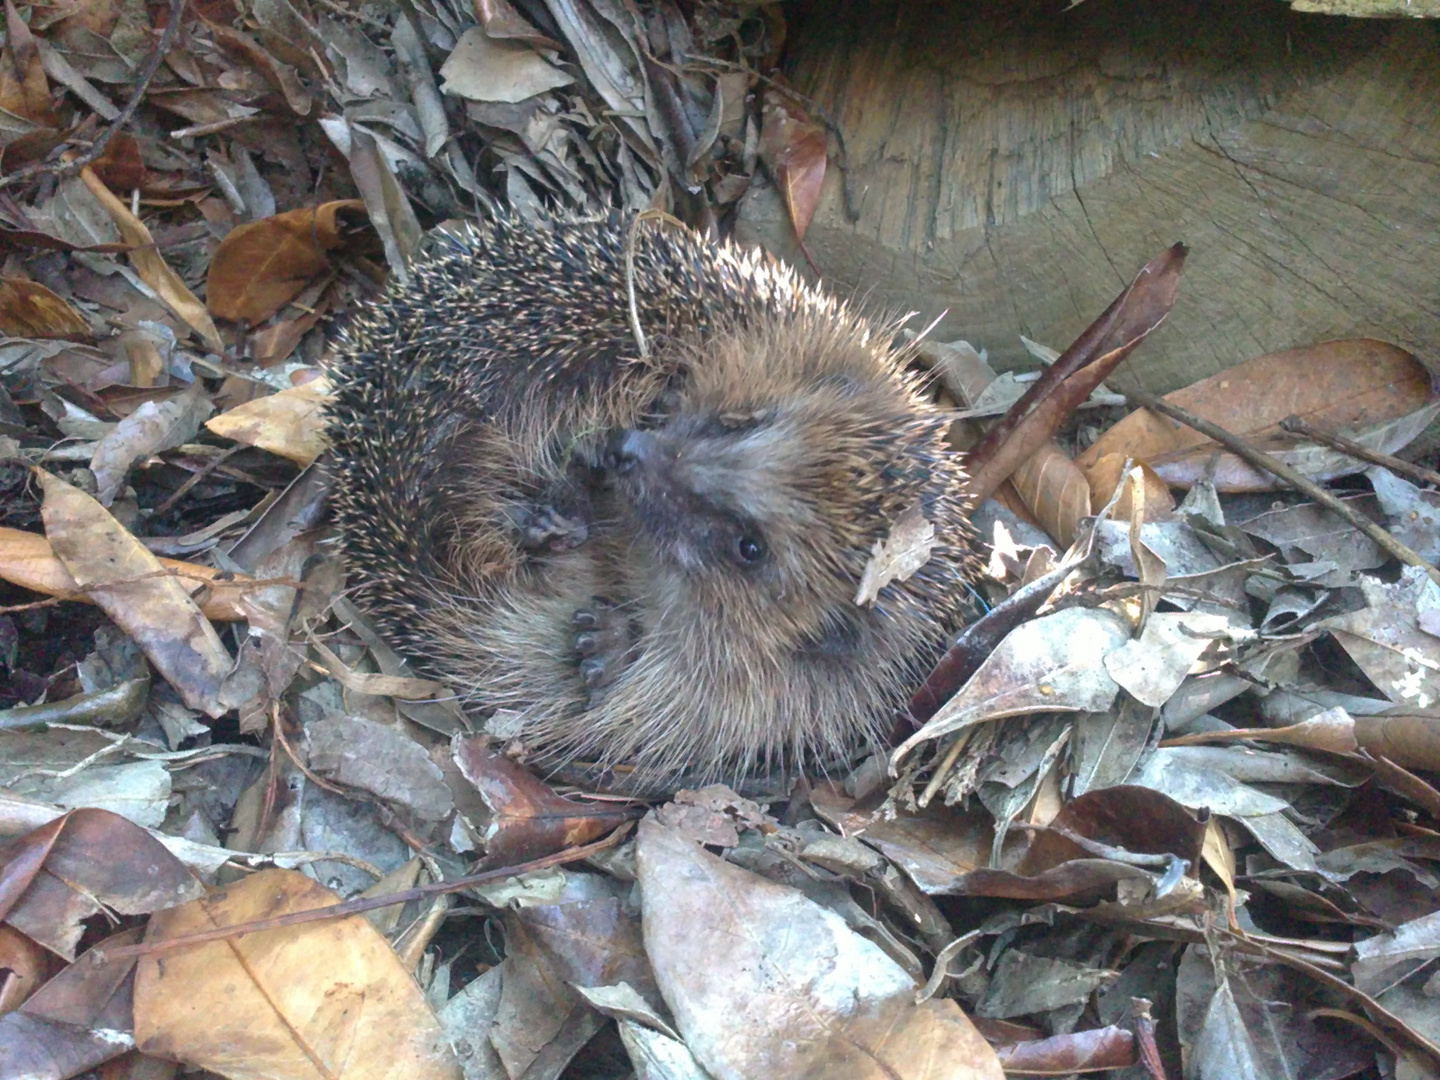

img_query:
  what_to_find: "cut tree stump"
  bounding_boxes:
[737,0,1440,393]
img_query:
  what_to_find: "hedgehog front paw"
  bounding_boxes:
[505,494,590,551]
[573,599,636,700]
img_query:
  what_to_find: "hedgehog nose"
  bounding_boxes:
[605,429,653,474]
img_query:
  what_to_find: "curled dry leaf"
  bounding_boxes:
[758,89,827,242]
[636,817,1003,1080]
[0,526,252,621]
[1165,704,1440,774]
[1006,441,1093,548]
[206,201,366,323]
[134,869,462,1080]
[205,376,333,465]
[964,244,1186,504]
[1077,339,1436,491]
[38,471,233,716]
[0,277,90,338]
[453,739,638,866]
[1084,453,1175,522]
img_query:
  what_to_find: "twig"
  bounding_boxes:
[0,0,189,191]
[621,208,683,361]
[1125,389,1440,587]
[623,213,651,360]
[94,822,636,961]
[1279,414,1440,488]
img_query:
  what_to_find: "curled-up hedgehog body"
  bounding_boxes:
[327,215,977,788]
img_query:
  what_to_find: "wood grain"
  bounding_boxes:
[737,0,1439,393]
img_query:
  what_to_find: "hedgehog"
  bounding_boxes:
[325,214,977,788]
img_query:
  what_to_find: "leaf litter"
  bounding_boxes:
[0,2,1436,1080]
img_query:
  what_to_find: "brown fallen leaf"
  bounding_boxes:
[0,928,145,1078]
[0,526,252,622]
[992,1026,1136,1073]
[1083,453,1175,522]
[206,201,365,323]
[134,869,462,1080]
[0,925,54,1011]
[78,165,224,353]
[88,132,147,194]
[0,0,60,167]
[1165,704,1440,774]
[454,739,639,866]
[1006,441,1093,548]
[0,808,204,961]
[0,278,90,338]
[204,376,333,465]
[758,88,826,242]
[37,471,233,716]
[1077,339,1436,491]
[964,243,1187,504]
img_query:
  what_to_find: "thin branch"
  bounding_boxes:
[1125,389,1440,588]
[94,822,637,961]
[1279,413,1440,488]
[0,0,189,191]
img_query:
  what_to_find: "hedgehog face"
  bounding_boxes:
[603,363,938,633]
[603,417,814,582]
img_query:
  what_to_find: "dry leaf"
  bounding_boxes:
[965,244,1186,503]
[758,90,827,241]
[205,376,333,465]
[1006,441,1093,548]
[38,471,233,716]
[636,818,1003,1080]
[0,0,56,128]
[206,201,365,323]
[0,526,251,621]
[1078,339,1435,491]
[453,739,637,865]
[1084,453,1175,522]
[855,503,936,605]
[894,607,1132,767]
[0,808,204,961]
[1320,567,1440,712]
[90,384,213,505]
[0,278,90,338]
[78,165,224,353]
[134,869,462,1080]
[438,27,573,103]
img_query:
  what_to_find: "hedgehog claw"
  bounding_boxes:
[580,658,607,688]
[573,599,635,700]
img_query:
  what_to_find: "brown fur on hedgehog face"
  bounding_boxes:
[599,320,957,661]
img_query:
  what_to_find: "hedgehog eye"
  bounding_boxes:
[736,535,765,564]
